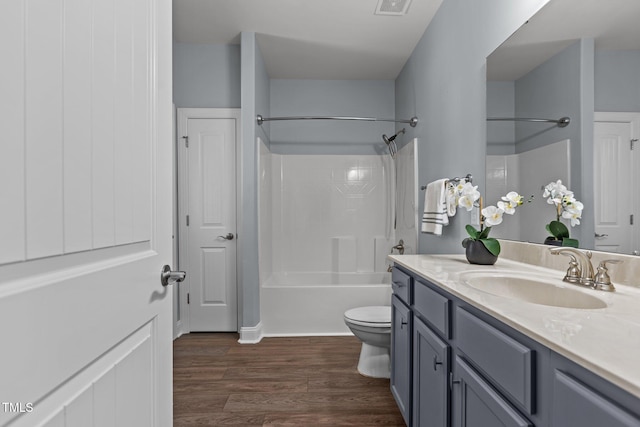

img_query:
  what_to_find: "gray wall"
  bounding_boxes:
[395,0,550,255]
[269,80,395,155]
[595,49,640,112]
[239,32,269,329]
[173,42,241,108]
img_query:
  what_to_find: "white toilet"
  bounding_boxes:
[344,306,392,378]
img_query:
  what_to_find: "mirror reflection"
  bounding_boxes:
[486,0,640,255]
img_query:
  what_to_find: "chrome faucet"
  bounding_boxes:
[549,247,595,288]
[391,239,405,255]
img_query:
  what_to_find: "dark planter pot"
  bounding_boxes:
[544,236,562,246]
[464,240,498,265]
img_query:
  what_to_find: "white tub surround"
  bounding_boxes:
[257,140,418,337]
[388,250,640,399]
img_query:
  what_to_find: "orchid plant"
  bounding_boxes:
[452,182,529,256]
[542,180,583,247]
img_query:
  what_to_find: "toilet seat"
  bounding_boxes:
[344,306,391,328]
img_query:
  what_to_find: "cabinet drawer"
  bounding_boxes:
[392,267,412,305]
[456,308,535,413]
[414,280,450,337]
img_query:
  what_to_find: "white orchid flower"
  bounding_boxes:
[456,182,480,211]
[497,200,516,215]
[458,194,476,211]
[502,191,524,205]
[482,205,504,226]
[562,208,582,227]
[564,198,583,212]
[460,182,480,199]
[499,192,524,214]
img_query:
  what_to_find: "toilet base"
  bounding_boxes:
[356,342,390,378]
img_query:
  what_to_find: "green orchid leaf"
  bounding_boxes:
[480,238,501,256]
[562,237,579,248]
[478,226,492,240]
[548,220,570,239]
[545,223,552,234]
[465,224,480,239]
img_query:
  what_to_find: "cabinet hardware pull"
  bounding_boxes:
[433,356,443,371]
[449,372,461,389]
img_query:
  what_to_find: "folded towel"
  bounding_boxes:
[421,178,449,235]
[445,181,457,217]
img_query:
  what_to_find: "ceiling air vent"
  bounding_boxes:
[375,0,412,16]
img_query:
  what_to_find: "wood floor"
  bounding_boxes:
[173,333,405,426]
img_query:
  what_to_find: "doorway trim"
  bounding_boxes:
[175,108,242,337]
[594,112,640,254]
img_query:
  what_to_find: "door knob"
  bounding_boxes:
[594,233,609,238]
[161,265,186,287]
[218,233,234,240]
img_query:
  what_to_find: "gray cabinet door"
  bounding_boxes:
[391,295,412,425]
[453,356,532,427]
[414,316,449,427]
[551,371,640,427]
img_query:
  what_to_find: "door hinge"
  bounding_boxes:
[187,293,190,304]
[632,139,638,150]
[186,215,190,226]
[182,136,188,147]
[631,214,634,225]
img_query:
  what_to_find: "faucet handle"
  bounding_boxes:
[563,255,582,284]
[594,259,622,292]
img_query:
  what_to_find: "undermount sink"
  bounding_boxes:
[460,272,607,310]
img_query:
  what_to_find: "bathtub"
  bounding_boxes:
[260,271,393,336]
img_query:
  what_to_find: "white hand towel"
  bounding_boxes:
[421,178,449,235]
[446,181,457,217]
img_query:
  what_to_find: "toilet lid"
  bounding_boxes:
[344,306,391,325]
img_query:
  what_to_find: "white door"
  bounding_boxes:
[0,0,173,426]
[593,113,640,254]
[178,109,239,332]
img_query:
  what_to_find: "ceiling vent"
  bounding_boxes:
[375,0,412,16]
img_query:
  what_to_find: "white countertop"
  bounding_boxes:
[388,254,640,399]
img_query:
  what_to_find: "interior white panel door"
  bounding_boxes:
[179,112,239,332]
[594,121,634,254]
[0,0,173,426]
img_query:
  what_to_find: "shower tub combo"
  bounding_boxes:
[258,137,418,336]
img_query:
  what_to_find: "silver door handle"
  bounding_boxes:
[595,233,609,238]
[161,265,186,287]
[218,233,234,240]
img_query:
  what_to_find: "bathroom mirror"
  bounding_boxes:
[485,0,640,255]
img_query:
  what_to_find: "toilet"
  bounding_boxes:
[344,306,392,378]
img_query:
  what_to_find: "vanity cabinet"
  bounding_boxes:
[413,316,449,426]
[390,264,640,427]
[391,268,413,425]
[453,356,531,427]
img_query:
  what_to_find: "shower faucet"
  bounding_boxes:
[391,240,405,255]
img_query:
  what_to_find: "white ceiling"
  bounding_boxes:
[487,0,640,81]
[172,0,443,80]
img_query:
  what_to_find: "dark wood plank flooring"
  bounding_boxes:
[173,333,405,426]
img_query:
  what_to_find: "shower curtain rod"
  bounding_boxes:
[487,116,570,128]
[256,114,419,127]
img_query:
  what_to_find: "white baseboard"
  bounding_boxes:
[238,322,264,344]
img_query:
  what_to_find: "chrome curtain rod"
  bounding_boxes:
[487,116,570,128]
[256,114,418,127]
